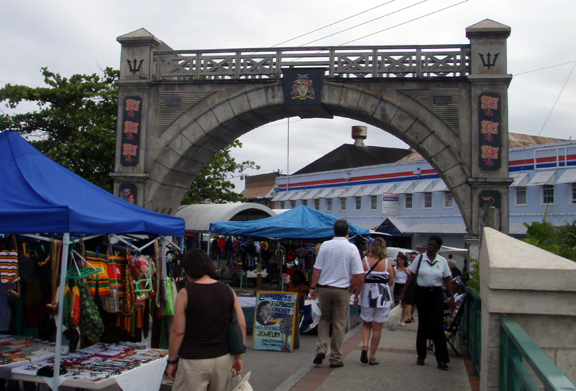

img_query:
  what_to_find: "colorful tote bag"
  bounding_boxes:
[85,251,111,297]
[0,249,19,284]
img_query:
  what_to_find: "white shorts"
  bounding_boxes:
[360,306,390,324]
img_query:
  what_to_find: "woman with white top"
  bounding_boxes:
[353,238,394,366]
[393,253,410,326]
[399,235,455,371]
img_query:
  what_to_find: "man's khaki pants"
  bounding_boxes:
[316,287,350,364]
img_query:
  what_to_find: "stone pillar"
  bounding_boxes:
[111,29,164,206]
[479,227,576,391]
[466,20,513,235]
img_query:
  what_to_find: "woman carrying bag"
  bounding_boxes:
[166,249,246,391]
[399,236,455,370]
[354,238,394,366]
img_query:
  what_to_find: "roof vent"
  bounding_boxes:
[352,126,367,147]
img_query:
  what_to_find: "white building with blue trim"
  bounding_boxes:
[270,131,576,251]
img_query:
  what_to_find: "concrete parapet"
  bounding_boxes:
[479,227,576,390]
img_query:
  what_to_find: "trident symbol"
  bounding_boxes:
[478,52,499,69]
[127,59,144,74]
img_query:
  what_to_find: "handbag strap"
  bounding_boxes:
[227,284,238,321]
[365,258,383,278]
[414,254,423,275]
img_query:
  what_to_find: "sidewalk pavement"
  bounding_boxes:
[265,317,475,391]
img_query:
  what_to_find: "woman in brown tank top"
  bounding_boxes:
[166,249,246,391]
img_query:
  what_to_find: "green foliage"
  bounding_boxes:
[522,220,576,262]
[0,67,119,191]
[466,258,480,291]
[1,68,259,203]
[181,140,259,204]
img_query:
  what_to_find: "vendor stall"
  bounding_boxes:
[0,131,185,390]
[209,206,370,336]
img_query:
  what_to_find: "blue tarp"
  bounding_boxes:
[0,131,184,236]
[209,205,369,240]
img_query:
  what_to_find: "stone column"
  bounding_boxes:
[466,20,513,235]
[479,227,576,391]
[111,29,164,206]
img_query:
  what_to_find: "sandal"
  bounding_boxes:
[398,322,405,327]
[361,346,368,364]
[369,358,379,365]
[405,319,412,324]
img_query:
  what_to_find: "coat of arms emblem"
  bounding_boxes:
[290,74,315,100]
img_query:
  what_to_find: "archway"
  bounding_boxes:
[112,19,512,244]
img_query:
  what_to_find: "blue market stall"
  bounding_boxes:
[0,131,185,390]
[209,205,369,240]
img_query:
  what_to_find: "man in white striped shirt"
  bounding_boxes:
[309,219,364,368]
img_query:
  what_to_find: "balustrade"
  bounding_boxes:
[154,45,470,80]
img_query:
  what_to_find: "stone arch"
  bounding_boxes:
[114,20,513,244]
[147,81,473,231]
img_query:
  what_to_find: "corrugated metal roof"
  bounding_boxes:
[292,191,309,200]
[393,181,414,194]
[340,186,363,197]
[272,192,289,201]
[510,172,529,187]
[284,191,302,200]
[412,179,435,193]
[314,188,333,198]
[329,188,348,198]
[527,171,556,186]
[431,181,448,192]
[556,169,576,184]
[356,184,379,197]
[378,183,396,194]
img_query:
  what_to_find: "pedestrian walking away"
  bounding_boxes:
[309,219,364,368]
[355,237,394,366]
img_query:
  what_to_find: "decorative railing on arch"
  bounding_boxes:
[154,44,470,80]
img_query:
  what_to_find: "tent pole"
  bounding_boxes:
[53,232,71,391]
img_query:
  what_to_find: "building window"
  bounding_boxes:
[278,201,283,209]
[326,199,332,211]
[370,195,377,210]
[424,192,432,208]
[405,193,413,209]
[572,183,576,204]
[302,199,307,207]
[355,196,362,210]
[291,200,296,209]
[314,199,320,209]
[444,191,454,208]
[542,185,554,204]
[340,197,346,211]
[515,187,527,205]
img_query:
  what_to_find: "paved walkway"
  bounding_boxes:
[270,318,476,391]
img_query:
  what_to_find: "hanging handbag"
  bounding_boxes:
[227,285,246,355]
[404,254,423,304]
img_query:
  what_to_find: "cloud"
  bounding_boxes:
[1,0,575,191]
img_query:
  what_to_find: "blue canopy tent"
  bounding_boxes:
[0,131,185,389]
[209,205,369,240]
[0,131,184,236]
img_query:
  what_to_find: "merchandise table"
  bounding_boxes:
[1,336,167,391]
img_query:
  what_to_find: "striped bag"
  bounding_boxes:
[0,249,19,284]
[108,253,126,301]
[85,251,111,297]
[102,252,125,313]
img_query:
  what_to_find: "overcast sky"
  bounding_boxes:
[2,0,575,191]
